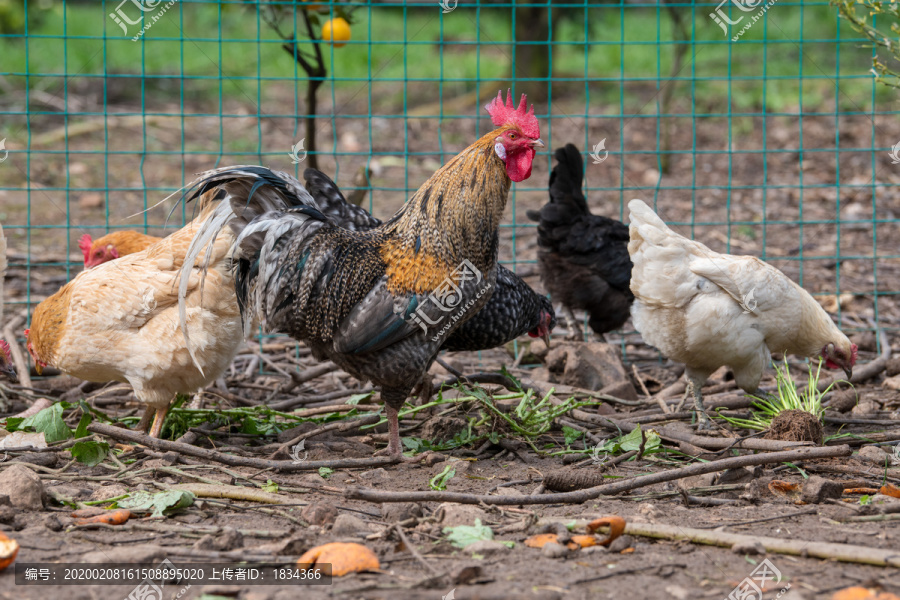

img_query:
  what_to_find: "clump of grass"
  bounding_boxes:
[716,358,844,431]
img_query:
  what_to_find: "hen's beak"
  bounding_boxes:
[542,331,551,347]
[842,365,853,380]
[531,138,545,148]
[2,363,16,383]
[34,361,43,376]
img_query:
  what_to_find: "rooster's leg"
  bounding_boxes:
[375,399,433,463]
[135,407,156,433]
[382,403,404,459]
[148,404,170,438]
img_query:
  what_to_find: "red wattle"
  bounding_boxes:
[506,148,535,182]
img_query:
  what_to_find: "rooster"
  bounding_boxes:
[179,90,543,458]
[0,222,16,382]
[627,199,857,429]
[527,144,633,339]
[79,231,161,269]
[303,167,556,352]
[26,189,244,437]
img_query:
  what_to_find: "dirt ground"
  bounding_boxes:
[1,87,900,599]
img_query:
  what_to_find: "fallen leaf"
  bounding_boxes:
[843,488,880,495]
[73,509,132,526]
[118,490,194,518]
[298,542,379,577]
[879,483,900,499]
[443,519,494,549]
[0,532,19,571]
[0,431,48,449]
[587,515,627,546]
[620,547,635,554]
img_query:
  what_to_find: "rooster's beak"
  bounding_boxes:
[542,331,551,347]
[2,364,16,383]
[843,365,853,380]
[531,138,545,148]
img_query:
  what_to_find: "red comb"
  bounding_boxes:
[484,89,540,139]
[0,339,9,359]
[78,234,93,261]
[850,343,858,365]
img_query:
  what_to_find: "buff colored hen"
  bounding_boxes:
[26,189,243,436]
[628,199,857,429]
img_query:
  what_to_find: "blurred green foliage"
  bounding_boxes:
[0,0,52,34]
[833,0,900,88]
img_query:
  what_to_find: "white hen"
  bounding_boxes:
[627,199,857,428]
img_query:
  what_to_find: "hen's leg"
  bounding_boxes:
[564,307,582,340]
[148,404,170,438]
[135,407,156,433]
[687,377,711,430]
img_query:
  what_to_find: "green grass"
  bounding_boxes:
[0,1,887,113]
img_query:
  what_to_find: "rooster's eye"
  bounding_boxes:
[508,132,518,140]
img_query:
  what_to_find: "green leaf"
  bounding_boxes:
[4,417,25,432]
[262,479,279,493]
[119,490,195,518]
[318,467,333,479]
[562,426,582,446]
[345,392,373,405]
[22,403,72,443]
[443,518,494,549]
[429,465,456,491]
[616,427,660,453]
[70,440,110,467]
[73,412,92,439]
[859,494,873,506]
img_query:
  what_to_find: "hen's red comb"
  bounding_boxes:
[0,340,9,360]
[78,234,93,260]
[485,89,540,139]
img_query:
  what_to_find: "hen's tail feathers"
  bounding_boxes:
[526,143,589,227]
[304,168,382,231]
[176,166,322,370]
[627,199,678,247]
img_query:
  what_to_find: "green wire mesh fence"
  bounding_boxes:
[0,0,898,358]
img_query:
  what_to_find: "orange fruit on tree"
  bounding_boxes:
[321,17,351,48]
[0,532,19,571]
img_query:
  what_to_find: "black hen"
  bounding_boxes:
[304,167,556,352]
[526,144,633,337]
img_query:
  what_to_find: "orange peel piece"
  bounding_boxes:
[0,532,19,572]
[768,480,802,501]
[298,542,379,577]
[524,533,599,550]
[879,483,900,499]
[73,509,133,526]
[587,515,626,546]
[831,587,900,600]
[524,533,559,549]
[843,487,880,495]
